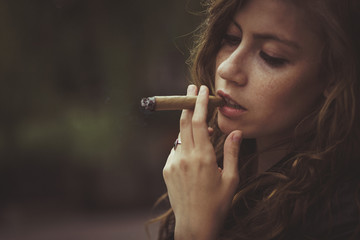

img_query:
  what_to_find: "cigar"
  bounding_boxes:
[141,95,225,111]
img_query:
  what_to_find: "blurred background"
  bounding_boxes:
[0,0,202,239]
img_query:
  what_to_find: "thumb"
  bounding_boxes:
[222,130,242,182]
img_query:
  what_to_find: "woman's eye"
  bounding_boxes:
[260,51,288,67]
[222,34,241,46]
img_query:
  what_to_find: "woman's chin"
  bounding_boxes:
[217,119,253,139]
[218,125,233,135]
[218,121,243,136]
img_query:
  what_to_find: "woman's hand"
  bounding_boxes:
[163,85,242,240]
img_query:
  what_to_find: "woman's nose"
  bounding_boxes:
[217,48,248,86]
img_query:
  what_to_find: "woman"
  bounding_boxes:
[153,0,360,239]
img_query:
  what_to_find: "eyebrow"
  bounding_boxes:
[232,20,301,50]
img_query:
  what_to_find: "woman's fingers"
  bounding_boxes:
[222,130,242,185]
[208,127,214,136]
[192,86,212,149]
[179,85,198,150]
[164,87,242,238]
[178,85,213,152]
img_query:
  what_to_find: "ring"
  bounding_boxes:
[173,138,181,150]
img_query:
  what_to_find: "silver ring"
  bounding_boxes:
[173,138,181,150]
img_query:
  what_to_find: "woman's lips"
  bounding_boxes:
[217,90,247,118]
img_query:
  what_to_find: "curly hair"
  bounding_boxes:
[153,0,360,239]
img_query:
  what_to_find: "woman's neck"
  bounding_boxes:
[256,138,291,174]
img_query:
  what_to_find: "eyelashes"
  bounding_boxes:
[221,34,289,68]
[259,51,288,67]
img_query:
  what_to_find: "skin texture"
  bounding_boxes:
[163,0,327,239]
[216,0,325,146]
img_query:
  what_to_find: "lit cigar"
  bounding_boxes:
[141,95,225,111]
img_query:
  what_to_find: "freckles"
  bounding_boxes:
[257,82,296,112]
[252,77,280,103]
[259,69,304,99]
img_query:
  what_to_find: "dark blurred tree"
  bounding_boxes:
[0,0,202,220]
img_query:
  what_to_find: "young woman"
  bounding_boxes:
[154,0,360,239]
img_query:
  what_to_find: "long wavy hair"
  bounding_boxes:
[153,0,360,239]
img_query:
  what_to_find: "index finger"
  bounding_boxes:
[179,84,198,150]
[192,85,212,149]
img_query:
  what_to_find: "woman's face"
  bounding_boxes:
[215,0,325,144]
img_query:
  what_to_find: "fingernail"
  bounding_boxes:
[199,85,207,94]
[232,132,242,142]
[187,85,195,94]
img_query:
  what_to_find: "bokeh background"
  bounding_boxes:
[0,0,203,239]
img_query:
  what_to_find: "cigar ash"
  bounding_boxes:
[140,97,156,111]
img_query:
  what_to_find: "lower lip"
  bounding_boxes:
[219,105,247,118]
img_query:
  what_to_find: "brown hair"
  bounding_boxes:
[154,0,360,239]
